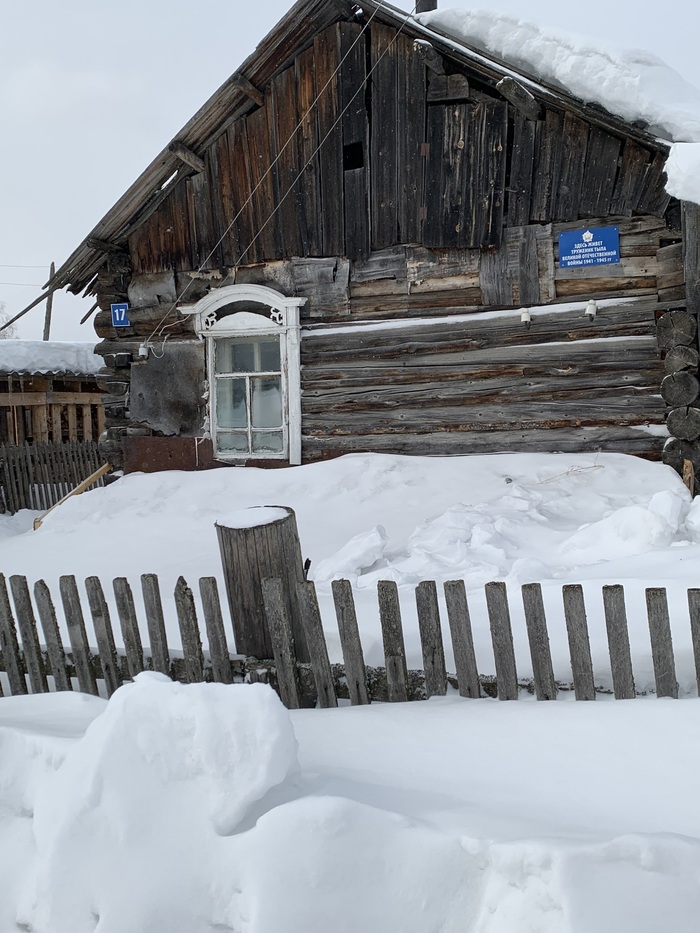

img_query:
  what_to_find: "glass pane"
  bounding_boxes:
[252,431,284,453]
[216,378,247,428]
[258,340,280,372]
[217,433,249,453]
[231,341,255,372]
[214,339,234,374]
[251,377,282,428]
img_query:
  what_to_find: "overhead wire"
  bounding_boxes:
[147,0,419,348]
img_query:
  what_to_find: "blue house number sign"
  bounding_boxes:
[559,227,620,268]
[111,303,131,327]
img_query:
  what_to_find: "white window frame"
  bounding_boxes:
[181,285,304,464]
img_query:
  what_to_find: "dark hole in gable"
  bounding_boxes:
[343,142,364,171]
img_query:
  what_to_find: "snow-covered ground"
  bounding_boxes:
[2,452,700,928]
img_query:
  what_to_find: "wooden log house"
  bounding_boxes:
[49,0,700,477]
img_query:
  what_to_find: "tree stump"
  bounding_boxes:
[216,506,309,662]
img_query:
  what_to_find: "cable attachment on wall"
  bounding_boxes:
[521,309,532,330]
[585,300,598,321]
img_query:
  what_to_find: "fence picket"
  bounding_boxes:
[113,577,144,679]
[485,582,518,700]
[331,579,370,705]
[521,583,557,701]
[9,575,48,694]
[562,585,596,700]
[141,574,171,676]
[297,581,338,709]
[378,580,408,702]
[34,580,72,692]
[174,577,204,683]
[199,577,233,684]
[85,576,123,697]
[602,585,636,700]
[261,577,302,709]
[0,574,28,695]
[415,581,447,698]
[645,588,678,699]
[59,575,98,695]
[444,580,481,699]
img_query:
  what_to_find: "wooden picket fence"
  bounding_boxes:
[0,441,106,513]
[1,571,699,705]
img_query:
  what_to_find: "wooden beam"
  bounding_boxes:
[496,77,541,121]
[682,201,700,316]
[43,262,55,341]
[0,290,50,333]
[85,237,124,254]
[231,72,265,107]
[413,39,445,75]
[168,141,206,174]
[80,301,100,326]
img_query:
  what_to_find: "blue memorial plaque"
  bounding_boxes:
[559,227,620,268]
[111,303,131,327]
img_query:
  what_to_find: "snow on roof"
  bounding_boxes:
[419,8,700,204]
[0,340,102,376]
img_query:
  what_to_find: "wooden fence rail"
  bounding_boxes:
[0,573,699,705]
[0,441,106,514]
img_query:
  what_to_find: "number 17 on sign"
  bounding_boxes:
[111,303,131,327]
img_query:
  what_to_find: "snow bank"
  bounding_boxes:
[0,339,102,375]
[2,684,700,932]
[419,9,700,142]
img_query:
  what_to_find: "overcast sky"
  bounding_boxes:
[1,0,698,341]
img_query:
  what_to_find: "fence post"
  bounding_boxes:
[34,580,72,692]
[602,585,636,700]
[378,581,408,702]
[521,583,557,701]
[415,581,447,697]
[113,578,144,679]
[199,577,233,684]
[141,574,171,676]
[297,581,338,709]
[59,575,98,695]
[174,577,204,683]
[0,574,26,695]
[645,587,678,699]
[85,576,123,697]
[444,580,481,698]
[562,585,596,700]
[485,582,518,700]
[9,575,49,694]
[331,579,370,705]
[215,506,309,662]
[261,577,302,709]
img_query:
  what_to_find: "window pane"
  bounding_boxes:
[252,431,284,453]
[258,340,280,371]
[231,341,255,372]
[251,377,282,428]
[214,339,234,374]
[216,378,247,428]
[217,433,249,453]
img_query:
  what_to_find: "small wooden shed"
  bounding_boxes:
[48,0,700,478]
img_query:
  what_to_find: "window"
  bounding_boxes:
[182,285,304,464]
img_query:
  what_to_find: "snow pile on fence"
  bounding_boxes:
[2,678,700,932]
[0,340,102,375]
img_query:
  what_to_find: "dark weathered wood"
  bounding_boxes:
[34,579,71,692]
[507,110,536,227]
[371,23,399,251]
[687,589,700,697]
[0,574,27,695]
[43,262,55,341]
[667,407,700,442]
[168,141,206,174]
[113,577,144,679]
[141,574,171,676]
[660,372,700,407]
[579,127,621,216]
[443,580,480,698]
[645,587,678,699]
[378,580,408,702]
[484,582,518,700]
[9,575,48,694]
[656,311,697,349]
[415,581,447,697]
[562,585,596,700]
[555,113,589,222]
[315,24,344,256]
[199,577,233,684]
[85,576,123,697]
[297,581,338,708]
[664,345,699,374]
[427,74,470,103]
[521,583,557,700]
[496,76,540,120]
[216,507,309,662]
[531,109,563,222]
[602,585,636,700]
[683,201,700,316]
[174,576,204,683]
[261,577,302,709]
[331,579,369,705]
[59,575,98,695]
